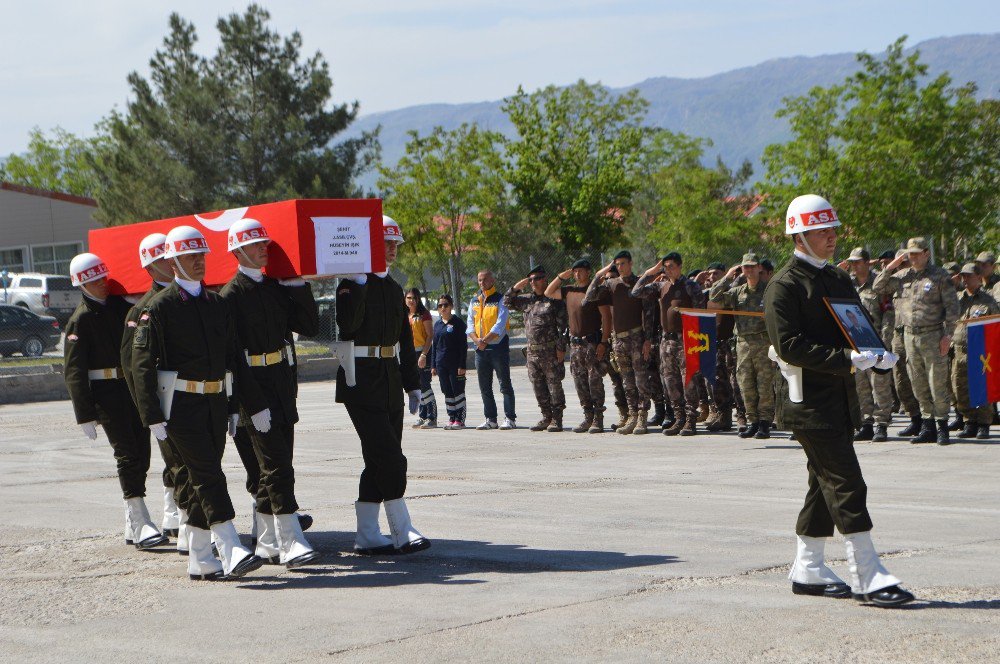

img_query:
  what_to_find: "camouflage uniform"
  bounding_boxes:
[561,284,613,421]
[716,314,746,425]
[504,288,568,421]
[852,271,894,425]
[952,286,999,424]
[878,285,920,418]
[709,277,775,423]
[873,260,960,420]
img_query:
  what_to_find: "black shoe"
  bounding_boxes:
[135,533,169,550]
[738,422,759,439]
[936,419,952,445]
[298,514,313,532]
[647,403,666,427]
[912,420,937,444]
[853,585,915,607]
[872,424,888,442]
[947,414,964,431]
[899,416,922,437]
[285,550,322,569]
[978,426,991,440]
[754,420,771,439]
[189,570,224,581]
[958,423,979,439]
[394,537,432,555]
[792,581,852,599]
[354,543,396,556]
[854,422,874,441]
[224,554,265,580]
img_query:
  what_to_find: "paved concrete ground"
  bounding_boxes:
[2,366,999,663]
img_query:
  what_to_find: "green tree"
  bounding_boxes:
[502,80,649,251]
[0,127,104,198]
[93,4,377,225]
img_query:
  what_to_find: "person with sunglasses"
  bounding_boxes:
[430,294,468,429]
[406,287,438,429]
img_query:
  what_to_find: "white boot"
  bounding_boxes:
[275,513,321,568]
[161,487,180,535]
[354,501,394,555]
[789,535,845,585]
[125,497,167,550]
[254,511,280,563]
[187,526,223,580]
[383,498,431,554]
[176,508,190,555]
[844,531,901,595]
[210,520,262,579]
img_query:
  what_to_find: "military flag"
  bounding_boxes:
[681,311,717,385]
[967,317,1000,407]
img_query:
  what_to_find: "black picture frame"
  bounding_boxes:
[822,297,887,354]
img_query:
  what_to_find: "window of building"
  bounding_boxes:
[0,247,27,273]
[31,242,81,276]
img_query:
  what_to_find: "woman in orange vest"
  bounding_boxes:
[406,288,438,428]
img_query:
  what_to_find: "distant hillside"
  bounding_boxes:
[344,33,1000,189]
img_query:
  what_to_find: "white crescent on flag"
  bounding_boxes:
[193,207,249,232]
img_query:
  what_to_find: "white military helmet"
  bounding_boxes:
[227,218,270,252]
[162,225,211,259]
[69,252,109,287]
[138,232,168,268]
[785,194,842,235]
[383,215,405,244]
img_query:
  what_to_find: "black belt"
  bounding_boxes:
[569,332,601,345]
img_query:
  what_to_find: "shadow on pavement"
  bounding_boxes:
[905,598,1000,610]
[237,531,679,590]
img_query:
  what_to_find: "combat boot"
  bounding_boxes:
[754,420,771,439]
[530,417,552,432]
[646,402,666,427]
[697,403,710,423]
[612,406,629,431]
[663,415,685,436]
[588,412,605,434]
[738,421,759,439]
[679,419,697,436]
[573,413,594,433]
[947,413,964,431]
[547,414,563,432]
[977,426,990,440]
[935,419,951,446]
[958,422,978,438]
[703,410,720,429]
[854,422,874,441]
[633,410,649,435]
[707,409,733,432]
[911,419,937,444]
[736,414,748,432]
[872,424,888,442]
[617,411,638,435]
[899,416,922,437]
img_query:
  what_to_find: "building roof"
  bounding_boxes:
[0,181,98,208]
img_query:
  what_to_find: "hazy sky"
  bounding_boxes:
[1,0,998,155]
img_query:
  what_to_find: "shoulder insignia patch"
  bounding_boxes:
[133,326,148,348]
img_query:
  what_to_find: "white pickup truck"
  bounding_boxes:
[0,272,81,325]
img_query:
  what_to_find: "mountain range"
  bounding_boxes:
[343,33,1000,188]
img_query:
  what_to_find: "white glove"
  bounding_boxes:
[80,421,98,440]
[850,350,878,371]
[251,408,272,433]
[346,273,367,284]
[408,389,421,415]
[874,351,899,370]
[279,278,306,287]
[150,422,168,441]
[228,413,240,437]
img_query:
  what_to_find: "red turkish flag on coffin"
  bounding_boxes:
[88,199,385,295]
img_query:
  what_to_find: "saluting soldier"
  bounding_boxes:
[131,225,264,581]
[765,194,913,608]
[505,266,569,432]
[120,233,184,544]
[952,263,999,440]
[65,252,168,551]
[219,219,320,568]
[874,237,960,445]
[584,251,654,435]
[709,252,776,439]
[874,249,923,437]
[630,252,706,436]
[976,251,998,290]
[336,216,429,555]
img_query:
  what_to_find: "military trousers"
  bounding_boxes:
[794,427,874,537]
[606,359,628,411]
[712,340,735,413]
[235,409,299,516]
[613,333,652,411]
[569,340,609,416]
[95,388,152,500]
[854,368,894,425]
[660,337,699,423]
[904,327,951,420]
[346,401,408,503]
[892,329,920,416]
[735,336,776,422]
[646,347,664,411]
[952,346,993,424]
[234,426,262,500]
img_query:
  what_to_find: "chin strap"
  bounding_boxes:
[172,257,196,282]
[151,262,174,282]
[236,247,260,269]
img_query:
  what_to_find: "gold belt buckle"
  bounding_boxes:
[185,380,198,393]
[205,381,223,394]
[103,368,115,379]
[380,346,395,358]
[265,350,282,365]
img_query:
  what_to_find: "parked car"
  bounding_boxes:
[0,304,62,357]
[0,273,81,325]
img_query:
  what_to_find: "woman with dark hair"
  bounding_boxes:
[406,288,438,428]
[431,294,468,429]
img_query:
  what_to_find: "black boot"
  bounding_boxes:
[911,419,937,444]
[872,424,888,442]
[854,422,874,441]
[947,413,964,431]
[647,402,666,427]
[754,420,771,439]
[958,422,979,439]
[936,419,951,446]
[977,425,991,440]
[899,416,922,437]
[738,421,759,439]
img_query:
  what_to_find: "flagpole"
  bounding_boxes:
[956,313,1000,326]
[677,307,765,318]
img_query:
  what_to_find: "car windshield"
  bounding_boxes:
[47,277,74,291]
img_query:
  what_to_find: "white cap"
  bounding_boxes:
[138,233,168,268]
[70,253,109,287]
[227,218,271,252]
[785,194,842,235]
[162,226,211,259]
[383,215,404,244]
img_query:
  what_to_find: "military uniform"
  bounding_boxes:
[875,274,921,427]
[220,271,318,517]
[716,312,745,429]
[851,272,894,431]
[562,283,614,431]
[504,285,568,430]
[952,283,999,433]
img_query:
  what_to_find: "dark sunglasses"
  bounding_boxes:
[528,275,546,281]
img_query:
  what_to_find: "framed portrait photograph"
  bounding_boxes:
[823,298,887,354]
